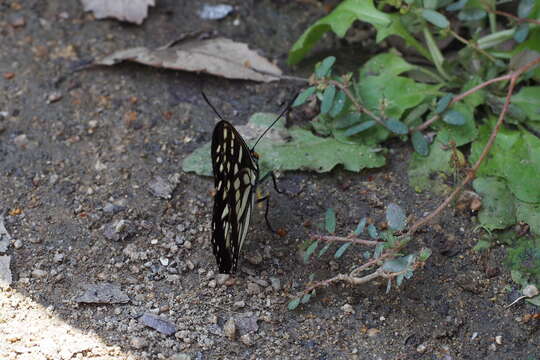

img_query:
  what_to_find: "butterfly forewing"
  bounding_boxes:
[211,120,259,273]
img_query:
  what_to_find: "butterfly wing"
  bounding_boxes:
[211,120,259,273]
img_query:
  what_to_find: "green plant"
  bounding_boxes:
[285,0,540,304]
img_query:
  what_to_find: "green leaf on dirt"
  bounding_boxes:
[354,217,367,235]
[505,236,540,284]
[514,24,530,43]
[343,120,377,137]
[334,242,352,259]
[315,56,336,78]
[318,243,331,257]
[419,248,432,261]
[325,208,336,233]
[288,0,391,64]
[511,86,540,121]
[386,203,407,231]
[473,177,516,231]
[408,140,454,194]
[382,255,415,273]
[329,90,347,117]
[292,86,316,107]
[183,113,386,177]
[411,131,429,156]
[516,201,540,235]
[301,293,312,304]
[288,298,301,310]
[304,241,319,263]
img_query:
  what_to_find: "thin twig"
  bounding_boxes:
[310,234,380,246]
[449,29,496,62]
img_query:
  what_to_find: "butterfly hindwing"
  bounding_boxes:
[211,120,259,273]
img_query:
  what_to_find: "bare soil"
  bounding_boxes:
[0,1,538,359]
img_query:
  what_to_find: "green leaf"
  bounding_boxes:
[404,103,429,126]
[458,8,486,21]
[288,298,301,310]
[343,120,377,137]
[292,86,316,107]
[320,85,336,115]
[301,293,312,304]
[442,109,466,125]
[516,201,540,235]
[367,224,379,239]
[325,208,336,233]
[423,27,447,78]
[386,203,407,231]
[329,90,347,117]
[315,56,336,78]
[435,102,478,146]
[373,242,384,258]
[446,0,467,11]
[473,177,516,231]
[436,93,453,113]
[354,217,367,235]
[288,0,391,64]
[385,118,408,134]
[184,113,387,177]
[357,72,441,121]
[318,243,331,257]
[334,242,352,258]
[382,255,413,272]
[335,112,362,129]
[470,120,540,203]
[411,131,429,156]
[518,0,536,18]
[514,24,530,43]
[408,139,454,193]
[512,86,540,121]
[373,14,432,62]
[359,52,416,79]
[304,241,319,263]
[421,9,450,28]
[419,248,432,261]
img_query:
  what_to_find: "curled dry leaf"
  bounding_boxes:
[96,37,282,82]
[81,0,155,25]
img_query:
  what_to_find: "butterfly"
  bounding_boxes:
[203,92,295,274]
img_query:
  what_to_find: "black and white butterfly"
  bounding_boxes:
[203,92,294,274]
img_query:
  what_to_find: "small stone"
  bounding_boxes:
[103,219,134,241]
[240,334,253,346]
[28,237,42,244]
[341,304,355,314]
[46,92,62,104]
[148,176,176,199]
[208,280,216,288]
[233,300,245,308]
[130,336,148,349]
[471,332,478,340]
[245,252,262,265]
[186,260,195,270]
[170,354,192,360]
[14,134,29,148]
[184,241,192,249]
[31,269,47,279]
[223,318,236,340]
[216,274,230,285]
[495,335,502,345]
[488,343,497,351]
[416,344,427,353]
[13,239,22,249]
[269,277,281,291]
[159,257,169,266]
[53,253,64,263]
[246,282,261,295]
[366,328,380,337]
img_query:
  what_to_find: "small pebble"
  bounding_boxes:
[13,239,22,249]
[130,336,148,349]
[495,335,502,345]
[233,300,245,308]
[269,277,281,291]
[216,274,230,285]
[207,280,216,288]
[416,344,427,353]
[31,269,47,279]
[246,282,261,295]
[223,318,236,340]
[240,334,253,346]
[366,328,380,337]
[341,304,355,314]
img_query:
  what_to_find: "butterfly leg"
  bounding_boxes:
[258,171,283,194]
[256,194,275,233]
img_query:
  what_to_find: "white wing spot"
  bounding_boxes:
[234,163,239,175]
[223,128,228,139]
[216,144,221,153]
[221,206,229,219]
[243,173,250,185]
[234,178,241,190]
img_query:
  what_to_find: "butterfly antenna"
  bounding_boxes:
[201,91,227,122]
[251,92,299,151]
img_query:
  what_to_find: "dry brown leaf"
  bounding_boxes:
[96,37,282,82]
[81,0,155,25]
